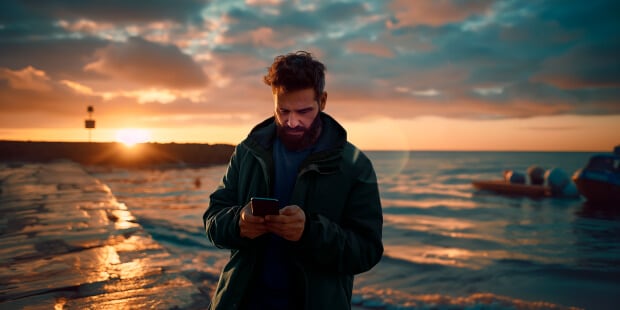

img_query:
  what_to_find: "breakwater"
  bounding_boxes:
[0,141,234,168]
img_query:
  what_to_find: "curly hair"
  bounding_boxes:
[263,51,326,100]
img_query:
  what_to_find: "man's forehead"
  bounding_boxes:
[273,87,313,95]
[275,89,315,100]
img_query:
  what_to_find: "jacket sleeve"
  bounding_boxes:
[203,145,251,250]
[296,153,384,275]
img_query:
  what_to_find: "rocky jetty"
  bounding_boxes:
[0,162,210,309]
[0,140,235,168]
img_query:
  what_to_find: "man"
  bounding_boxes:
[203,51,383,310]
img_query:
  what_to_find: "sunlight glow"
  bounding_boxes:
[115,128,151,147]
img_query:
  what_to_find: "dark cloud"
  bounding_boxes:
[84,37,208,89]
[532,42,620,89]
[10,0,208,24]
[0,0,207,43]
[221,1,374,52]
[0,38,107,79]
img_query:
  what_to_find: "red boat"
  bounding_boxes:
[572,147,620,204]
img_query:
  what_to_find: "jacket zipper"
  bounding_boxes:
[254,154,271,193]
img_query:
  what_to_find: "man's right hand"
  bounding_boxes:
[239,202,268,239]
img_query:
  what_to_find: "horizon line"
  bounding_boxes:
[0,139,614,153]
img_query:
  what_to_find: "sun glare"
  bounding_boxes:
[115,128,151,147]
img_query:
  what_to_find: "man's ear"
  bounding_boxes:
[319,92,327,111]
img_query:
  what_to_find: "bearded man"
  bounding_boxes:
[203,51,383,310]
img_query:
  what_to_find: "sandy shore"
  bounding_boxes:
[0,162,210,309]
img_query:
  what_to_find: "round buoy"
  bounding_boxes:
[545,168,570,195]
[562,182,580,197]
[504,170,526,184]
[527,165,545,185]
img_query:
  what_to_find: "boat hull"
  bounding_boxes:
[574,177,620,204]
[472,180,551,198]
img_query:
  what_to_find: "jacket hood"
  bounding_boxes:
[244,112,347,154]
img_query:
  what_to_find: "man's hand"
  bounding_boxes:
[239,202,268,239]
[265,205,306,241]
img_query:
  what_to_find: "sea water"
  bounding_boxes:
[91,151,620,310]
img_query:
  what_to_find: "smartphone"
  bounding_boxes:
[250,197,280,216]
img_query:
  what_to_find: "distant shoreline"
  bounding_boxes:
[0,140,235,168]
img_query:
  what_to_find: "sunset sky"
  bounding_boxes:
[1,0,618,151]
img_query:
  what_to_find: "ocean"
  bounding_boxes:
[90,151,620,310]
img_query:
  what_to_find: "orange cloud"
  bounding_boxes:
[0,66,52,92]
[57,19,116,34]
[246,0,283,5]
[60,80,94,95]
[388,0,493,27]
[346,40,395,58]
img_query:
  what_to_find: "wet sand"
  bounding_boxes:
[0,162,210,309]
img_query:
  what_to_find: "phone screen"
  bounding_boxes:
[250,197,279,216]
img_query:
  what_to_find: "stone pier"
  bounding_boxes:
[0,162,210,309]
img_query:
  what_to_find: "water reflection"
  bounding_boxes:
[367,150,410,180]
[576,201,620,220]
[110,202,139,231]
[571,202,620,271]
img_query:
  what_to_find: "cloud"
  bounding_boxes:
[6,0,206,24]
[346,40,395,58]
[84,37,208,89]
[0,38,108,81]
[60,80,94,95]
[521,126,579,131]
[532,42,620,89]
[387,0,494,28]
[0,71,100,124]
[0,66,52,91]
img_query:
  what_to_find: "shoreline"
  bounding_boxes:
[0,162,211,308]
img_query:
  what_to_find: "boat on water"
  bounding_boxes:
[472,180,551,198]
[572,146,620,204]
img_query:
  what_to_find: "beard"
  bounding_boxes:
[276,114,322,151]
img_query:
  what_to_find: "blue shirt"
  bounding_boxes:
[249,138,313,310]
[273,138,313,207]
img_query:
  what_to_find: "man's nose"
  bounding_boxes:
[287,113,300,128]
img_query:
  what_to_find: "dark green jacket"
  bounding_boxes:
[203,113,383,309]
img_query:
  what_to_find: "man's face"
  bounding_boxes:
[274,88,326,150]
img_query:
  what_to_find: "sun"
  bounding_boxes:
[115,128,151,147]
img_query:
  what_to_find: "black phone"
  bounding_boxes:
[250,197,279,216]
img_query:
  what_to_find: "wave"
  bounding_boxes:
[351,290,579,310]
[355,255,582,310]
[134,217,217,252]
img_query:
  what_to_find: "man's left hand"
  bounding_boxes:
[265,205,305,241]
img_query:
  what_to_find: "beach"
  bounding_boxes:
[0,162,210,309]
